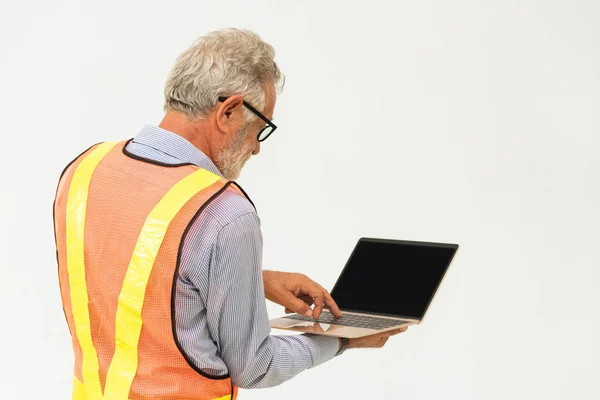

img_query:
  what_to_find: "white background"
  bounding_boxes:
[1,1,599,399]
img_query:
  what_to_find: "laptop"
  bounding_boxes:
[270,238,459,338]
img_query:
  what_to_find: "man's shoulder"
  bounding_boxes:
[201,183,258,228]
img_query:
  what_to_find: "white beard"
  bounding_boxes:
[214,126,254,181]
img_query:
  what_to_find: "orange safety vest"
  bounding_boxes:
[54,141,243,400]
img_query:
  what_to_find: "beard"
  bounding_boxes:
[214,126,254,181]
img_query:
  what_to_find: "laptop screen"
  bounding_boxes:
[330,238,458,320]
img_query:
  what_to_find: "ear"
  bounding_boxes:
[216,95,245,134]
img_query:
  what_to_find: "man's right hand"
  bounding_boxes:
[348,327,409,349]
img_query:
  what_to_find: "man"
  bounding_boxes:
[53,28,406,399]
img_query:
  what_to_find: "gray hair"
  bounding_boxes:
[164,28,283,121]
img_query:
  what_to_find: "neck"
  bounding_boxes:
[158,111,214,160]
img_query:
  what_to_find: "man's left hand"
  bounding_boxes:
[263,271,343,320]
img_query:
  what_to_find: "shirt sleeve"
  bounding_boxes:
[206,212,341,389]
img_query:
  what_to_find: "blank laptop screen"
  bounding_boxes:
[330,239,458,320]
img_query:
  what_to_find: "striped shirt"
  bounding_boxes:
[125,125,340,389]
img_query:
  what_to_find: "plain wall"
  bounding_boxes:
[1,1,598,399]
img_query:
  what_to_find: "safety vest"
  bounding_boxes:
[53,141,243,400]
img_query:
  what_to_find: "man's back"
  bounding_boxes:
[54,140,240,398]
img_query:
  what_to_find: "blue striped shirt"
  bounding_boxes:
[125,125,340,389]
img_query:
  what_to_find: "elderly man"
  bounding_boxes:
[53,29,405,399]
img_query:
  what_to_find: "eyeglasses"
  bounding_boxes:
[218,96,277,142]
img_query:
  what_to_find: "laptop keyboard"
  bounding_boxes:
[284,311,408,330]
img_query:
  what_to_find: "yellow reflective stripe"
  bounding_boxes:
[73,377,87,400]
[67,142,118,400]
[74,376,135,400]
[103,168,224,400]
[211,395,233,400]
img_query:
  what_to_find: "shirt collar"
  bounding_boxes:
[133,124,223,177]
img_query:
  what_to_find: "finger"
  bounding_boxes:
[310,282,342,319]
[322,290,343,318]
[281,292,314,317]
[301,284,326,320]
[382,327,409,337]
[299,279,337,320]
[298,295,314,306]
[377,337,389,348]
[312,296,326,320]
[285,296,314,316]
